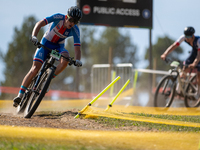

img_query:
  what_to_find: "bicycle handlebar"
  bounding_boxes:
[164,57,198,69]
[36,42,78,66]
[164,57,171,64]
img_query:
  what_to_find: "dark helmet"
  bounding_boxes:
[67,6,82,21]
[184,26,195,36]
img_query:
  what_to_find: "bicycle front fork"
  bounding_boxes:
[33,61,48,91]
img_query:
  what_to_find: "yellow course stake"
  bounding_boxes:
[74,76,121,118]
[105,79,130,111]
[133,70,138,92]
[130,70,138,105]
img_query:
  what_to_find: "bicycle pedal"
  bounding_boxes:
[165,91,171,96]
[176,92,184,97]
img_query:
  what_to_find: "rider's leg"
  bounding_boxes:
[179,56,194,91]
[177,67,189,95]
[13,61,42,107]
[21,61,42,88]
[54,52,69,76]
[18,45,46,94]
[180,66,190,78]
[182,49,196,78]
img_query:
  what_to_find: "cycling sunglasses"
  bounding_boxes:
[185,35,192,39]
[67,15,79,24]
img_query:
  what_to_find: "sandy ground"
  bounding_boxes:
[0,108,151,131]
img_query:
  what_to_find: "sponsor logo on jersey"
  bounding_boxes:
[53,15,63,19]
[64,31,69,36]
[39,52,43,57]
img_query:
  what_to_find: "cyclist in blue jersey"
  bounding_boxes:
[161,26,200,97]
[13,6,82,107]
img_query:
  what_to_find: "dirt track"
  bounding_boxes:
[0,99,151,131]
[0,109,151,131]
[1,100,200,131]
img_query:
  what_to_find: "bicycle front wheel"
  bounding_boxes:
[154,75,176,107]
[24,68,54,118]
[184,74,200,107]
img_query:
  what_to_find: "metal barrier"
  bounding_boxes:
[91,64,133,98]
[91,63,171,106]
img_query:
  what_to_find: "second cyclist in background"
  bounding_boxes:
[161,26,200,98]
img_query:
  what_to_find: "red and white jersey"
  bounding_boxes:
[175,35,200,51]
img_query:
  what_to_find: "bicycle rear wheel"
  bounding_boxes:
[16,76,37,114]
[184,74,200,107]
[154,75,176,107]
[24,68,54,118]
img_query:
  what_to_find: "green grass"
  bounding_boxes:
[0,140,111,150]
[0,141,69,150]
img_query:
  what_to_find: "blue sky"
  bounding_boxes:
[0,0,200,82]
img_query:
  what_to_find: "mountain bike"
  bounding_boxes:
[154,58,200,108]
[16,42,78,118]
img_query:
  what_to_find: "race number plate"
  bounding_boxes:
[170,61,180,67]
[50,50,61,60]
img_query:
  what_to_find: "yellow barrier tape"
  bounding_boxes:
[111,105,200,116]
[82,106,200,128]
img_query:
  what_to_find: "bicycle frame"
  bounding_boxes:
[32,43,75,91]
[169,62,197,97]
[33,56,56,90]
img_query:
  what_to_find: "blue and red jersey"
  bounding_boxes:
[43,13,81,46]
[33,13,80,64]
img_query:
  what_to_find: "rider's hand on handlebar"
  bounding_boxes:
[188,63,196,69]
[161,54,167,60]
[75,60,82,67]
[30,36,38,46]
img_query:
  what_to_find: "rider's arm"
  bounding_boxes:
[32,14,65,37]
[32,20,46,37]
[74,46,81,60]
[161,35,185,60]
[161,42,179,58]
[72,25,81,60]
